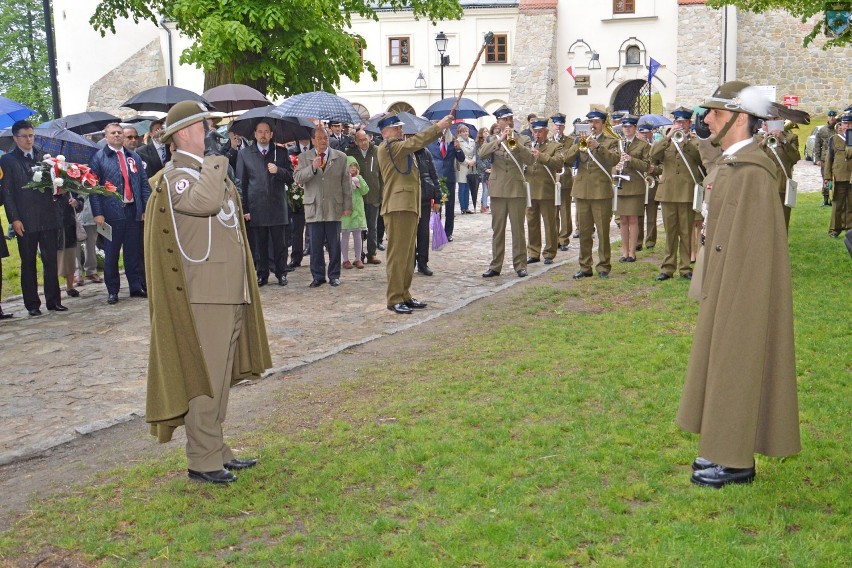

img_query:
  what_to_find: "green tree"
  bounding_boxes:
[707,1,852,48]
[0,0,52,121]
[90,0,463,97]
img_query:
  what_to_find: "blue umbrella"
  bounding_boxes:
[638,114,672,128]
[422,97,488,120]
[364,111,433,135]
[0,96,37,128]
[271,91,362,124]
[0,125,100,164]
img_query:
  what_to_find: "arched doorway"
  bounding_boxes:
[612,80,658,115]
[387,101,415,115]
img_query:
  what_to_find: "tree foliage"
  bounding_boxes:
[707,0,852,48]
[90,0,464,97]
[0,0,52,121]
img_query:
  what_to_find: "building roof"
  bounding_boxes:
[373,0,518,11]
[678,0,707,5]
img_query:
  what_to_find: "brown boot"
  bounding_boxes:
[367,256,382,265]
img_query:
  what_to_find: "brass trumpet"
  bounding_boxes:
[577,133,589,151]
[506,130,518,150]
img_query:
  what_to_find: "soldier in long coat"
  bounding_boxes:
[677,81,800,488]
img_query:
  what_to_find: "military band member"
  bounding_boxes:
[678,80,799,488]
[144,101,272,484]
[563,109,620,279]
[479,106,535,278]
[823,114,852,238]
[525,119,564,265]
[758,118,800,232]
[813,110,838,207]
[376,113,452,314]
[613,116,650,262]
[636,122,661,250]
[550,113,574,251]
[650,107,704,281]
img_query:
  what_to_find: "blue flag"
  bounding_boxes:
[648,58,661,83]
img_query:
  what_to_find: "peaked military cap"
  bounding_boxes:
[377,114,405,129]
[637,123,654,133]
[827,110,838,116]
[531,119,549,130]
[586,106,607,120]
[671,106,694,120]
[493,105,514,119]
[550,113,567,125]
[621,115,640,126]
[160,100,210,143]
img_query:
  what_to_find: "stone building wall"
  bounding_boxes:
[508,0,559,120]
[86,40,167,118]
[736,11,851,114]
[676,5,724,108]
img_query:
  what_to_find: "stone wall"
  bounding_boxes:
[736,11,851,114]
[676,5,724,109]
[86,40,167,117]
[508,1,560,120]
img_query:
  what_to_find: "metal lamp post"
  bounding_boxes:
[435,31,450,99]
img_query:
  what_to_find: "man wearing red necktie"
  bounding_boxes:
[89,123,152,305]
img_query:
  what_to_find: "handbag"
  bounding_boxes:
[76,218,88,242]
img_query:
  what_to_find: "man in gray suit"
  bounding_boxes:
[294,126,352,287]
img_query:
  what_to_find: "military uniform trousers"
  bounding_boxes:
[558,184,573,245]
[660,202,694,277]
[489,196,527,273]
[576,197,612,274]
[526,198,559,260]
[638,188,659,248]
[384,210,418,306]
[829,181,850,235]
[185,303,244,472]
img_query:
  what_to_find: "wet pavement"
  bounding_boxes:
[0,160,823,465]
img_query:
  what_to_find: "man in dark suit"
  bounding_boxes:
[426,129,464,240]
[236,120,294,287]
[89,122,152,304]
[136,118,171,179]
[0,120,67,316]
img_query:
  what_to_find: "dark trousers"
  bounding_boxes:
[444,182,456,237]
[288,210,306,265]
[377,214,385,244]
[415,201,431,267]
[308,220,342,281]
[104,211,144,295]
[253,224,287,279]
[364,203,380,258]
[17,228,61,310]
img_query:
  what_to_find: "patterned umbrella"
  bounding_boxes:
[202,84,270,113]
[39,111,121,135]
[0,96,36,128]
[271,91,362,124]
[122,86,214,112]
[422,97,488,120]
[0,125,99,164]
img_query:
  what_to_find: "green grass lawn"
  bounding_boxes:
[0,193,849,566]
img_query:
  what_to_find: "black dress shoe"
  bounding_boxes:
[691,465,756,488]
[377,243,386,251]
[28,308,42,316]
[571,231,580,238]
[224,458,258,471]
[543,258,553,265]
[527,257,540,264]
[447,235,454,242]
[404,298,427,309]
[598,272,609,279]
[107,294,119,305]
[517,269,528,277]
[482,269,500,278]
[635,244,643,251]
[692,457,718,471]
[130,289,148,298]
[655,273,672,281]
[329,278,341,287]
[283,265,294,273]
[619,256,628,263]
[66,288,80,297]
[188,469,237,484]
[0,310,13,319]
[573,271,593,279]
[278,275,288,286]
[309,279,326,288]
[48,304,69,312]
[682,272,693,280]
[626,256,636,263]
[287,261,301,269]
[257,277,268,287]
[559,244,569,251]
[388,303,413,314]
[645,244,655,250]
[417,264,433,276]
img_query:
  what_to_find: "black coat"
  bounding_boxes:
[0,147,63,232]
[136,141,171,179]
[236,144,294,227]
[415,149,442,205]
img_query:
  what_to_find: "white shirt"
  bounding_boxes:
[723,138,753,157]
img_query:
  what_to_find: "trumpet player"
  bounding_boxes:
[823,113,852,238]
[479,105,534,278]
[563,109,620,279]
[757,118,800,232]
[550,113,575,251]
[525,119,564,265]
[614,116,651,262]
[650,107,704,281]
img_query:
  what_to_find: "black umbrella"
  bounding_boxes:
[38,111,121,135]
[202,84,271,113]
[122,86,215,112]
[271,91,362,124]
[229,106,312,143]
[123,114,164,124]
[0,125,100,164]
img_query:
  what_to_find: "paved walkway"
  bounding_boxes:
[0,160,823,465]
